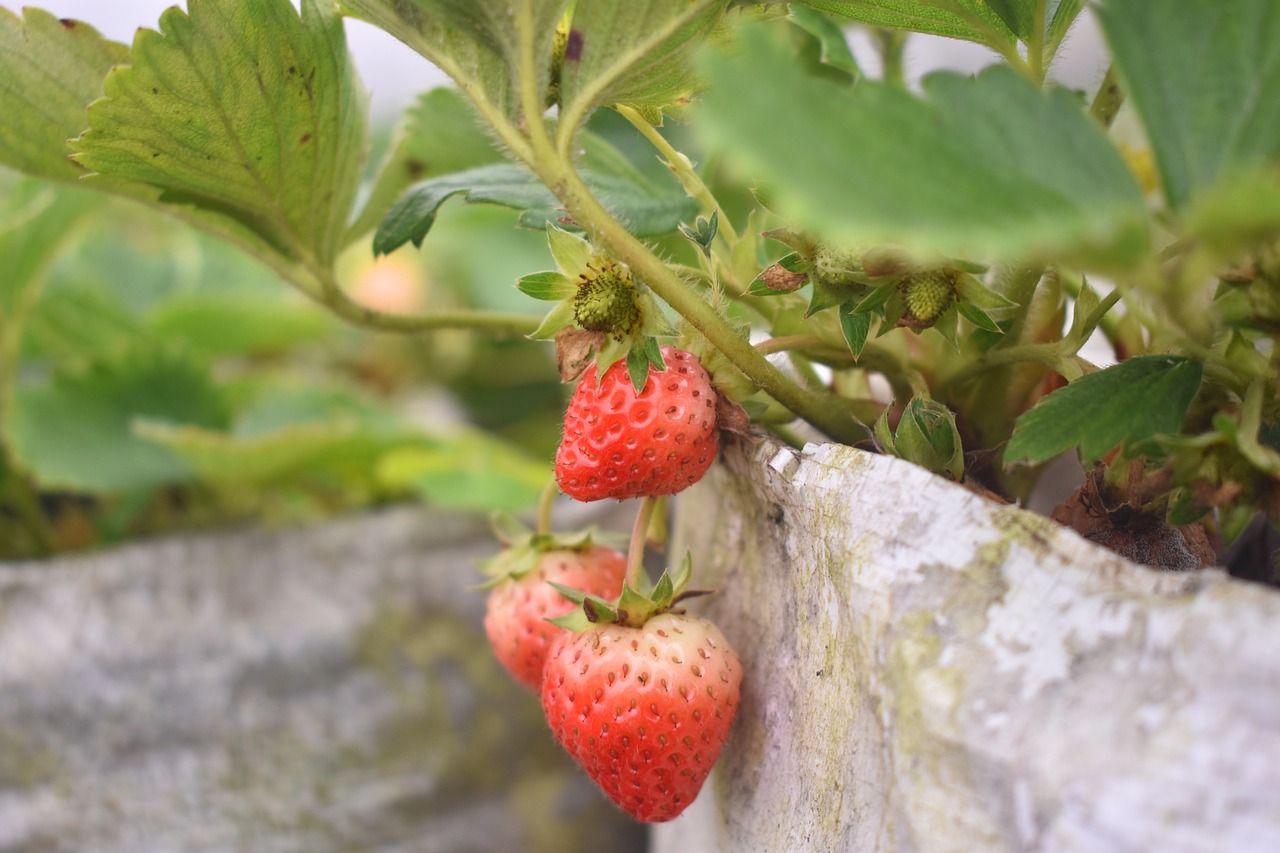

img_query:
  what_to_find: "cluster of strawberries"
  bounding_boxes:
[481,346,743,823]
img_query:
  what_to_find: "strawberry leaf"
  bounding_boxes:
[71,0,366,267]
[1005,356,1205,465]
[0,8,128,182]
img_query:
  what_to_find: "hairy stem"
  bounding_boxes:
[627,496,659,589]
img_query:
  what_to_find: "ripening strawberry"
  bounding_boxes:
[556,346,718,501]
[540,611,742,822]
[484,546,627,691]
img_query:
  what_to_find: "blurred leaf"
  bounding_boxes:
[6,348,230,493]
[1184,170,1280,255]
[1005,356,1204,465]
[147,292,337,357]
[792,0,1016,54]
[20,283,147,362]
[788,6,861,77]
[698,26,1149,268]
[0,8,128,181]
[135,380,416,486]
[347,86,504,243]
[0,179,99,319]
[376,434,549,512]
[1097,0,1280,210]
[374,155,696,254]
[71,0,366,265]
[559,0,727,123]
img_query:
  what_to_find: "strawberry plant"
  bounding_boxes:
[4,0,1280,824]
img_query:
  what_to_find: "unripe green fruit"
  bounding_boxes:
[812,245,864,292]
[573,260,639,336]
[900,270,956,327]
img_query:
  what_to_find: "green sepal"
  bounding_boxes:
[956,301,1002,333]
[548,223,593,274]
[852,280,897,314]
[805,280,844,317]
[747,252,810,296]
[529,300,576,341]
[637,291,678,338]
[930,302,962,350]
[956,272,1018,310]
[517,271,576,301]
[616,582,656,622]
[475,510,600,588]
[627,336,667,394]
[878,291,908,335]
[838,301,871,359]
[546,582,620,630]
[761,227,817,254]
[594,336,630,383]
[874,405,895,453]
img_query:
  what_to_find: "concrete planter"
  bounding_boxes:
[655,438,1280,853]
[0,508,644,853]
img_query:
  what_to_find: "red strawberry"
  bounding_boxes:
[485,545,627,691]
[556,346,718,501]
[540,611,742,822]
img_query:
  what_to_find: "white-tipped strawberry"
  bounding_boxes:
[479,513,626,691]
[538,556,743,822]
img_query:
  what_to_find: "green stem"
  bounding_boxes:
[627,496,659,589]
[543,164,866,445]
[940,342,1066,390]
[874,29,907,87]
[615,104,740,247]
[535,479,558,536]
[1089,64,1124,129]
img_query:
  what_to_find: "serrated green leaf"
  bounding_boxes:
[559,0,727,125]
[147,292,337,356]
[788,6,861,78]
[517,271,576,301]
[792,0,1017,54]
[346,86,504,243]
[71,0,366,266]
[6,348,229,493]
[838,301,871,358]
[1005,356,1204,465]
[1097,0,1280,211]
[699,26,1149,269]
[0,8,129,181]
[374,158,696,255]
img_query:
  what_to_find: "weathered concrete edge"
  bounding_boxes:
[655,438,1280,853]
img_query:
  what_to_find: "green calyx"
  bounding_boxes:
[573,258,640,336]
[548,554,705,631]
[899,269,958,328]
[476,510,619,589]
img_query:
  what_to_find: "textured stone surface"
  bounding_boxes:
[655,438,1280,853]
[0,507,645,853]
